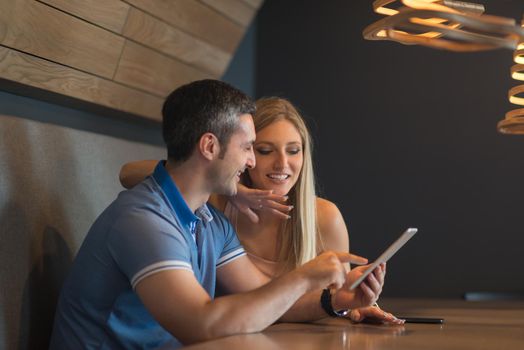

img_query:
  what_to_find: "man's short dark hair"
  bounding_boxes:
[162,79,256,162]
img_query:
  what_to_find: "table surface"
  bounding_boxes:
[181,298,524,349]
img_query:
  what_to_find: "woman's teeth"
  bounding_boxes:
[267,174,289,180]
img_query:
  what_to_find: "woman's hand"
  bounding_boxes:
[230,184,293,223]
[331,263,386,311]
[349,306,405,325]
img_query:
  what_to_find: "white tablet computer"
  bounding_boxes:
[349,228,418,290]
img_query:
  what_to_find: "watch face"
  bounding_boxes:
[334,308,350,317]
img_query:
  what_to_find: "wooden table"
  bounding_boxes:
[182,298,524,349]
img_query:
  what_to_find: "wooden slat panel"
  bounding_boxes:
[39,0,131,34]
[0,2,11,43]
[123,8,230,76]
[114,41,211,97]
[0,0,124,79]
[0,46,163,121]
[123,0,243,54]
[241,0,264,10]
[200,0,256,27]
[0,1,16,43]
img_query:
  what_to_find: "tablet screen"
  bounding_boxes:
[349,228,418,290]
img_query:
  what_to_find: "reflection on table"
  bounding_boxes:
[181,298,524,350]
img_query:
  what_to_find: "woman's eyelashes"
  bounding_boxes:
[255,148,302,156]
[255,148,272,155]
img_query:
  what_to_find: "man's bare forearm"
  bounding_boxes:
[198,269,312,340]
[191,251,353,341]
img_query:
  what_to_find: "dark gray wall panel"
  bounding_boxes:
[257,0,524,298]
[0,113,163,349]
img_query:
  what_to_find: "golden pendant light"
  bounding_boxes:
[363,1,524,134]
[363,0,524,51]
[498,20,524,134]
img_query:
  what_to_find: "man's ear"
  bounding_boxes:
[199,132,220,160]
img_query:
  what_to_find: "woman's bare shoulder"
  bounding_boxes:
[316,197,342,222]
[316,197,349,250]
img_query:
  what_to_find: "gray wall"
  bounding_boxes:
[257,0,524,298]
[223,20,257,98]
[0,104,164,350]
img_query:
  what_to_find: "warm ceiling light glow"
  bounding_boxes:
[402,0,456,12]
[510,64,524,81]
[373,0,458,39]
[514,49,524,64]
[498,19,524,134]
[375,7,399,16]
[498,109,524,134]
[508,85,524,106]
[374,0,445,16]
[364,0,524,51]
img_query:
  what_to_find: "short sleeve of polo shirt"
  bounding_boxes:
[107,207,193,289]
[209,207,246,268]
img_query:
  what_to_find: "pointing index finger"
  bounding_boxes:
[334,252,369,265]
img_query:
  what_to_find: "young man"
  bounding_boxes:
[50,80,385,349]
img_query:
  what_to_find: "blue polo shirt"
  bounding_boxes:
[50,161,245,349]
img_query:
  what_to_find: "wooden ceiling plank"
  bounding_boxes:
[200,0,256,27]
[114,40,212,97]
[123,8,230,76]
[0,45,162,121]
[0,0,125,79]
[39,0,131,34]
[123,0,244,54]
[241,0,264,10]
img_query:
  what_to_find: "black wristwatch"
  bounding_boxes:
[320,288,350,317]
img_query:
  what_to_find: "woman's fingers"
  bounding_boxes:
[239,207,260,223]
[358,281,375,301]
[348,254,368,265]
[261,199,293,214]
[365,270,383,295]
[349,308,366,322]
[267,208,292,220]
[248,190,287,203]
[350,307,405,325]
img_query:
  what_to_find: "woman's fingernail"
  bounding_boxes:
[288,205,294,211]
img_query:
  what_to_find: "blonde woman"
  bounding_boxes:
[120,97,403,324]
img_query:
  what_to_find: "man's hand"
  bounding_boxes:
[332,263,386,310]
[230,184,292,222]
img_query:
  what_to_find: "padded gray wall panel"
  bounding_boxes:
[0,114,163,350]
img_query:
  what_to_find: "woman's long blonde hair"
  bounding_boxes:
[247,97,323,271]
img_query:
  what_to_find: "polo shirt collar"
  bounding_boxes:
[152,161,212,227]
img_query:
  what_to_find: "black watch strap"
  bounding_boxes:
[320,288,350,317]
